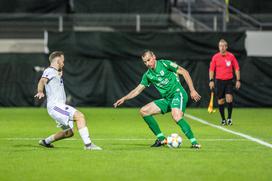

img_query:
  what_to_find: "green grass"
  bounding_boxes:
[0,108,271,181]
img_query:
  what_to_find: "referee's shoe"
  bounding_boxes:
[227,119,233,126]
[221,119,227,126]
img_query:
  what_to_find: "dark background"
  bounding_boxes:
[0,0,271,107]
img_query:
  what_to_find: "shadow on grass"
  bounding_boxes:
[12,144,77,151]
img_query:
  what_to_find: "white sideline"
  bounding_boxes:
[185,114,272,149]
[0,138,270,142]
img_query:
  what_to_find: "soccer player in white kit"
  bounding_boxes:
[34,51,101,150]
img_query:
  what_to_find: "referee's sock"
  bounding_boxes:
[227,102,233,119]
[219,104,226,120]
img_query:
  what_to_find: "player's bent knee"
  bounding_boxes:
[172,112,183,122]
[65,129,74,138]
[140,107,149,116]
[74,111,85,122]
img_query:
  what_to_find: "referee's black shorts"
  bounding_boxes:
[216,79,234,99]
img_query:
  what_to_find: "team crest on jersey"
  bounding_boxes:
[60,77,63,84]
[225,60,231,67]
[160,70,165,76]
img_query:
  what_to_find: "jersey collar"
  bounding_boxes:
[49,66,59,71]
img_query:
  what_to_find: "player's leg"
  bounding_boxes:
[39,105,75,148]
[39,103,101,150]
[226,80,234,125]
[39,128,74,147]
[217,80,226,125]
[39,128,74,148]
[53,129,74,141]
[171,92,201,148]
[73,110,102,150]
[140,101,167,147]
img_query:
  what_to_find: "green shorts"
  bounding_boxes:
[154,92,188,114]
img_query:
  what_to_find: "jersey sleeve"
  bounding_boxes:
[42,68,56,80]
[140,73,150,87]
[232,54,240,71]
[161,60,178,72]
[209,55,216,72]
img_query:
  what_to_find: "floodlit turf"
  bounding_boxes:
[0,108,271,181]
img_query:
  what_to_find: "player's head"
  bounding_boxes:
[218,39,228,55]
[49,51,65,69]
[141,50,156,69]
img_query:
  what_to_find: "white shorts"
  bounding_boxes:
[47,103,77,130]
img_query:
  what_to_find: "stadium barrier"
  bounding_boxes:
[0,31,271,107]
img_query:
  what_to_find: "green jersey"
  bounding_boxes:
[140,59,186,99]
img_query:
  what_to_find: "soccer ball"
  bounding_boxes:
[167,133,182,148]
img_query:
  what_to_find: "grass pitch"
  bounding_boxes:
[0,108,271,181]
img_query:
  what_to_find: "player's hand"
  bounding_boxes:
[190,90,201,102]
[209,81,215,90]
[235,80,241,89]
[34,92,45,99]
[113,98,125,108]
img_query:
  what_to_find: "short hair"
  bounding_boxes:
[141,50,154,58]
[219,39,228,46]
[49,51,64,63]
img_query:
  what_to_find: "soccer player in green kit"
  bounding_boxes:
[114,50,201,148]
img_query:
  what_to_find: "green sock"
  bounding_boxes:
[143,115,165,141]
[177,118,198,144]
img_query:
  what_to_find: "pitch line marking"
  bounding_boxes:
[185,113,272,149]
[0,137,269,142]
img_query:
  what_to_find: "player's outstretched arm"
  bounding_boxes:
[34,77,48,99]
[113,84,145,108]
[177,66,201,102]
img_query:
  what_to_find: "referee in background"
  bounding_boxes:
[209,39,241,125]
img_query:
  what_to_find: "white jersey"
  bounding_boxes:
[42,67,66,108]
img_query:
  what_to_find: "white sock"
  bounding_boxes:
[78,127,91,145]
[45,135,55,144]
